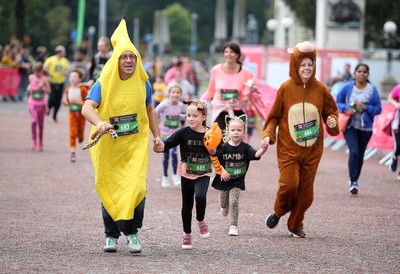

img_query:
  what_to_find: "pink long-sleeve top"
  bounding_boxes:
[201,64,254,122]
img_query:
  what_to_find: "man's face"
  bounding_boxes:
[118,50,137,80]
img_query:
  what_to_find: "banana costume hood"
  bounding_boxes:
[90,19,149,221]
[261,41,339,232]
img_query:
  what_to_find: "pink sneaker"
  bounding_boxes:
[31,141,36,150]
[182,233,192,249]
[197,221,210,239]
[39,143,43,152]
[220,207,229,217]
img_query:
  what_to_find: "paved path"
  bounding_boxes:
[0,101,399,273]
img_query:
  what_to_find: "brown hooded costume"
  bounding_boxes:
[262,41,339,233]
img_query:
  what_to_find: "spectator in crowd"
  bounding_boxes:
[89,36,112,83]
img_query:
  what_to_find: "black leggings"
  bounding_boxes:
[181,176,210,234]
[48,83,64,120]
[393,131,400,157]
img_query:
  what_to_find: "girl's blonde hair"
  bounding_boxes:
[223,114,247,142]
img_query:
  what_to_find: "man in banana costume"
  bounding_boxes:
[82,18,162,254]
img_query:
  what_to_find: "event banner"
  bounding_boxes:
[0,68,21,96]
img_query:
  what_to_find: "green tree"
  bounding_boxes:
[45,5,73,51]
[281,0,400,48]
[167,3,191,53]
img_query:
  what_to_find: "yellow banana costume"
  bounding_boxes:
[90,19,149,221]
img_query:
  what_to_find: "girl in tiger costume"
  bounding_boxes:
[206,114,268,236]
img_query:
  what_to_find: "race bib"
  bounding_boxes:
[69,104,82,112]
[110,114,139,136]
[220,89,238,100]
[164,115,180,128]
[32,91,44,100]
[186,156,212,174]
[294,119,320,142]
[225,161,247,178]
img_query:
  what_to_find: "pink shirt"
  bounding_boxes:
[28,74,47,107]
[201,64,254,122]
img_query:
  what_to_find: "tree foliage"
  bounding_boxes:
[166,3,191,53]
[2,0,398,55]
[281,0,400,48]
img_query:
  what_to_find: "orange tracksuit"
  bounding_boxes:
[65,85,89,151]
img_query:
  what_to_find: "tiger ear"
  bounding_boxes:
[225,115,232,127]
[238,114,247,124]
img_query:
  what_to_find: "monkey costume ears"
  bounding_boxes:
[225,114,248,127]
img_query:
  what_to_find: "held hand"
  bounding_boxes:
[346,108,356,116]
[153,137,164,152]
[327,116,337,129]
[261,137,270,148]
[354,101,365,110]
[92,121,113,139]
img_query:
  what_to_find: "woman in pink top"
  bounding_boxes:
[387,84,400,179]
[27,62,51,151]
[201,42,257,131]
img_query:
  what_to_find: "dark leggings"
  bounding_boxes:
[181,176,210,234]
[163,147,178,176]
[392,131,400,157]
[102,198,146,238]
[48,83,64,120]
[343,127,372,182]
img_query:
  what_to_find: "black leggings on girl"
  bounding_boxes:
[181,176,210,234]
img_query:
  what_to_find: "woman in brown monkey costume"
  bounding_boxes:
[261,41,339,238]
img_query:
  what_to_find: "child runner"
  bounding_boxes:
[27,62,51,151]
[63,69,91,162]
[155,99,212,250]
[207,114,268,236]
[155,84,186,187]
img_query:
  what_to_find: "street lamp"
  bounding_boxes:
[383,21,397,76]
[266,19,278,46]
[190,13,199,59]
[380,20,398,99]
[281,17,293,47]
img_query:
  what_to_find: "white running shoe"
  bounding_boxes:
[161,176,170,188]
[103,237,118,252]
[172,174,181,186]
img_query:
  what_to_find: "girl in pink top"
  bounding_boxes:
[27,62,51,151]
[201,42,257,131]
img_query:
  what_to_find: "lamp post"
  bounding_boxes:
[383,21,397,76]
[266,19,278,46]
[281,17,293,47]
[190,13,199,59]
[380,20,398,99]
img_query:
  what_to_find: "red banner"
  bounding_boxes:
[369,103,395,152]
[0,68,21,96]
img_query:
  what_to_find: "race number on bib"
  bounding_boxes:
[110,114,139,136]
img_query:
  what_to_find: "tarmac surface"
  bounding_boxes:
[0,101,399,273]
